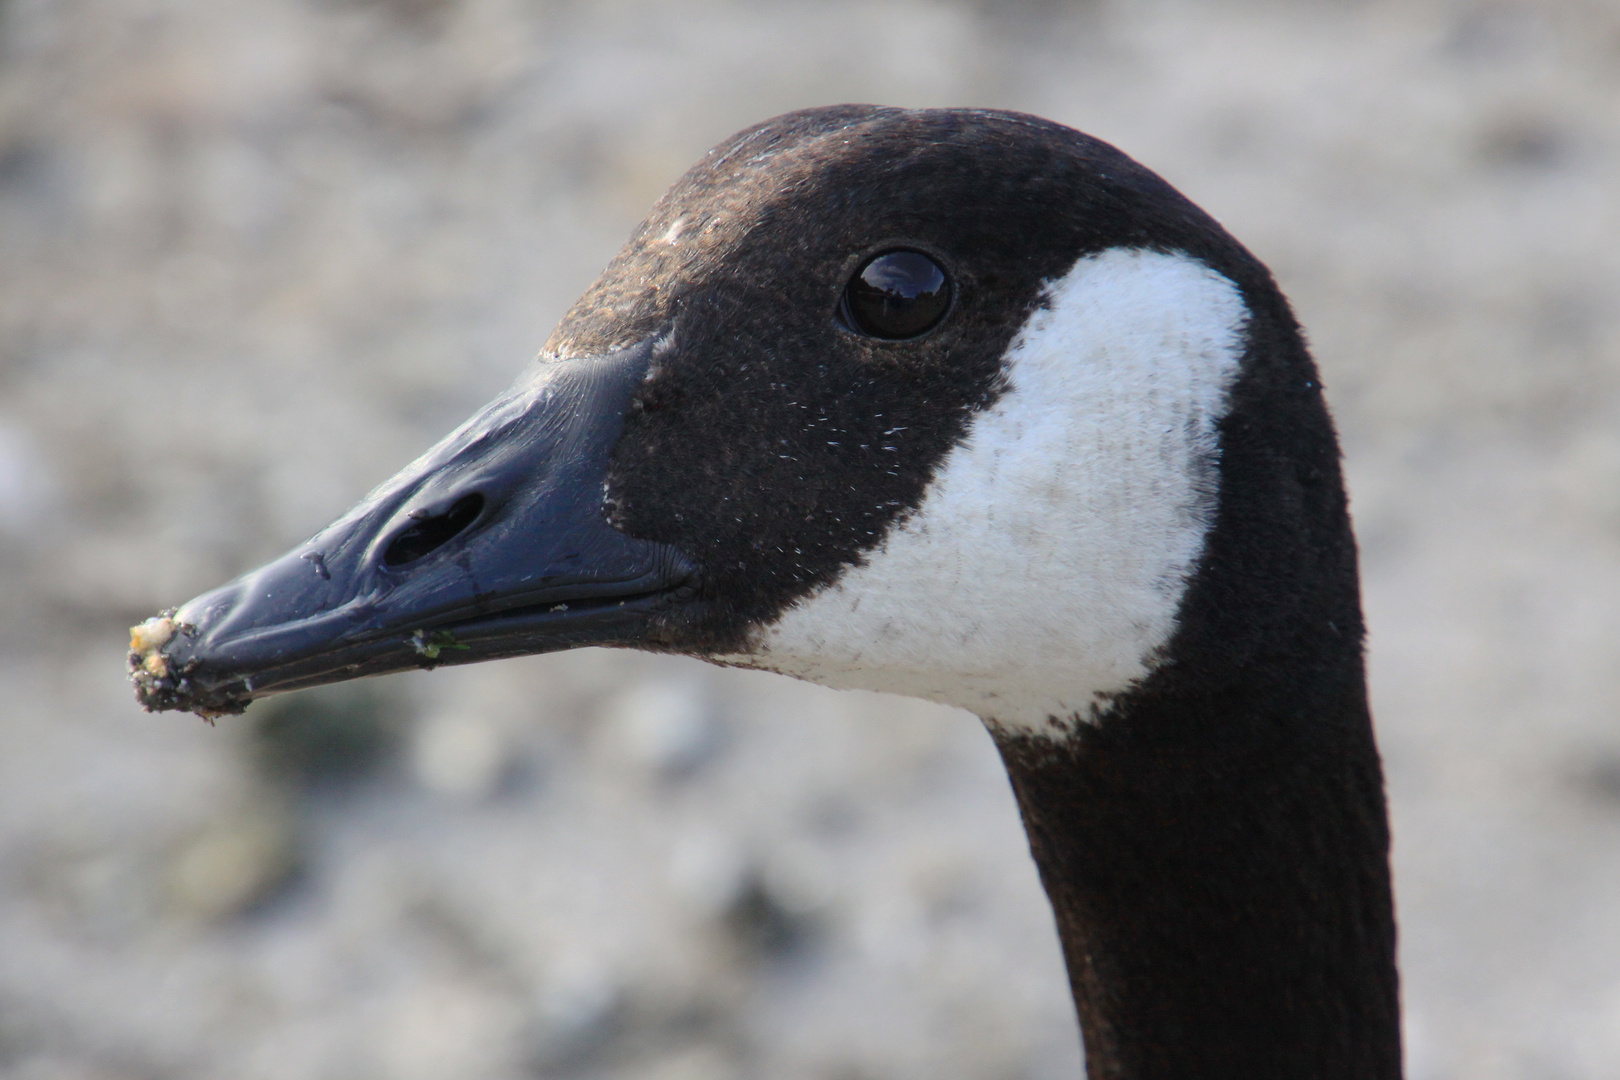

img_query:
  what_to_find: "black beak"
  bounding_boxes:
[132,337,694,717]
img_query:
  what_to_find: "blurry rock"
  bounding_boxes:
[758,844,837,921]
[0,416,58,540]
[247,682,404,790]
[166,800,300,922]
[1567,754,1620,805]
[802,791,863,838]
[531,953,625,1071]
[530,969,740,1079]
[371,979,526,1080]
[636,1042,742,1080]
[722,869,820,964]
[1477,114,1569,170]
[24,838,157,942]
[410,708,512,799]
[668,829,749,919]
[905,847,979,921]
[670,824,833,964]
[601,678,723,779]
[1549,428,1620,528]
[1445,5,1552,62]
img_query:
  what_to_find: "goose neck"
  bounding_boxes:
[993,676,1402,1080]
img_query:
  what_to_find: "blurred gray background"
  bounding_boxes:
[1,0,1618,1077]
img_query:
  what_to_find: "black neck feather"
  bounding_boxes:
[995,673,1400,1080]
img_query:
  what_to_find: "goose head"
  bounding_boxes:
[131,105,1398,1080]
[132,105,1341,733]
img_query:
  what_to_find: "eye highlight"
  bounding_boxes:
[841,250,952,340]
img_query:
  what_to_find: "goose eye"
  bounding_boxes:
[841,250,951,339]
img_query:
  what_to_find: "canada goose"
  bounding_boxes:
[131,105,1402,1080]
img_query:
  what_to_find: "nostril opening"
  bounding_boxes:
[382,494,485,568]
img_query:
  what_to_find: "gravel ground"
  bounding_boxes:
[1,1,1618,1078]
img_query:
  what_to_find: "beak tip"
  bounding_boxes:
[128,612,253,718]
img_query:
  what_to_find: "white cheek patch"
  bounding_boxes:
[720,248,1248,737]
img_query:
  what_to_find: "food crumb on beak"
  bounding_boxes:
[129,611,191,711]
[130,615,177,655]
